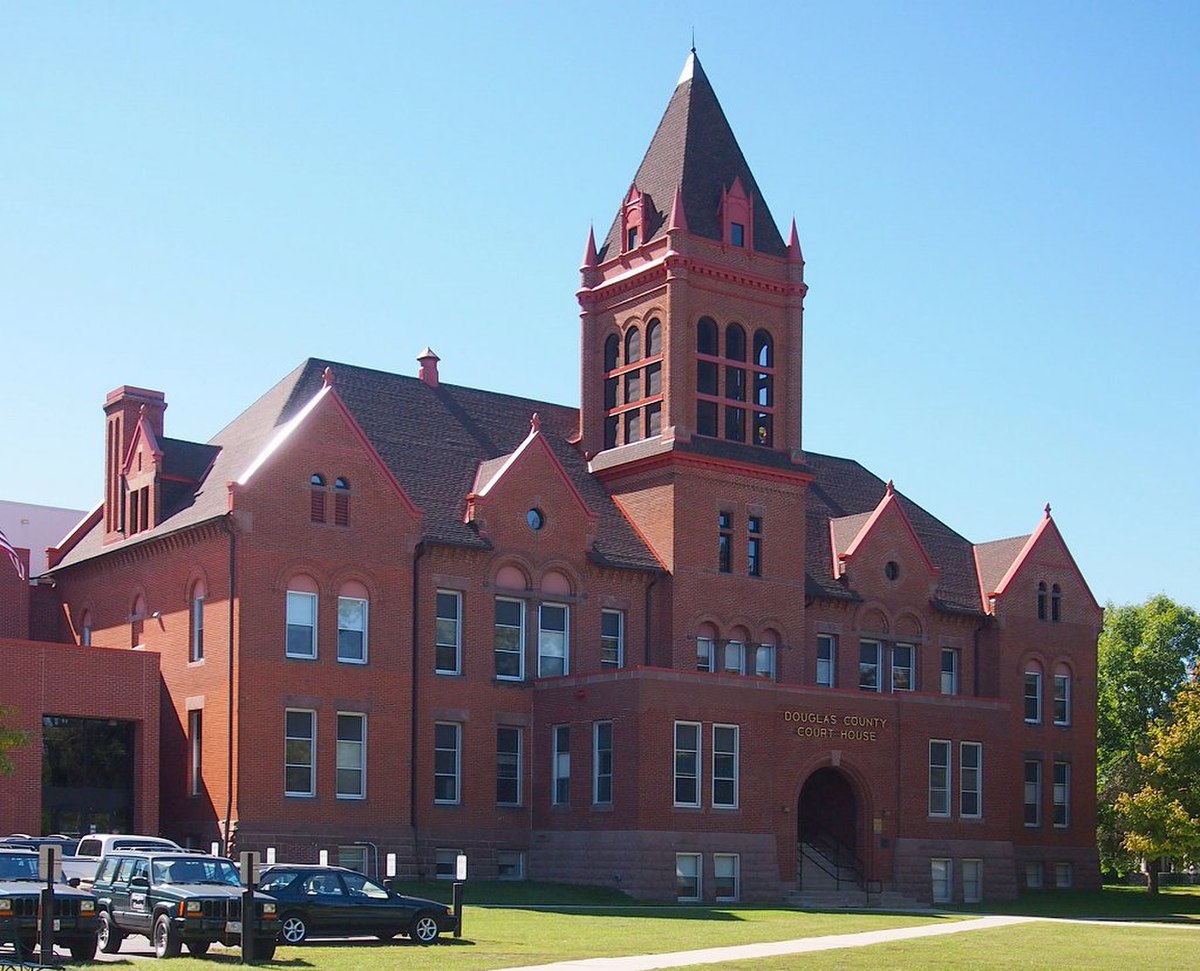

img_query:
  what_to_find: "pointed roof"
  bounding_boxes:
[600,52,786,260]
[830,481,939,579]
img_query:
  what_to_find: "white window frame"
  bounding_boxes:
[336,712,366,800]
[435,590,462,675]
[960,741,982,818]
[338,844,368,874]
[434,722,461,805]
[496,850,525,881]
[676,852,702,902]
[496,726,522,807]
[713,853,740,902]
[928,739,951,817]
[723,640,745,675]
[892,643,915,691]
[930,857,952,903]
[712,724,739,809]
[593,720,613,806]
[674,721,701,808]
[940,648,958,695]
[188,709,202,797]
[962,859,982,903]
[552,725,570,806]
[434,848,462,881]
[494,597,525,681]
[285,708,316,797]
[817,633,836,687]
[1024,670,1042,724]
[859,639,882,691]
[1053,674,1071,726]
[538,602,570,678]
[190,594,204,662]
[754,643,776,679]
[1055,862,1073,888]
[286,590,317,659]
[337,596,368,664]
[1024,759,1042,827]
[696,636,714,672]
[1053,761,1070,828]
[601,609,624,669]
[1025,861,1044,889]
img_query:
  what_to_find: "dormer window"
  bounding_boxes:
[621,184,650,254]
[731,222,745,247]
[627,227,638,250]
[720,177,753,249]
[334,477,351,527]
[310,474,326,524]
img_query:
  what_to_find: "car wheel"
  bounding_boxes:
[154,912,183,959]
[280,912,309,944]
[186,939,211,956]
[409,911,440,945]
[70,937,99,962]
[98,911,123,953]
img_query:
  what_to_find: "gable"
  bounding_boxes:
[833,485,938,597]
[987,511,1101,619]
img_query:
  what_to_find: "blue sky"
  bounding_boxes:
[2,2,1197,607]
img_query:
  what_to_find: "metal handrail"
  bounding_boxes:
[798,829,865,891]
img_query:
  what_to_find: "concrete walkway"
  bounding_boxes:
[500,914,1036,970]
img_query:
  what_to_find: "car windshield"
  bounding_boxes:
[152,858,241,886]
[0,853,39,881]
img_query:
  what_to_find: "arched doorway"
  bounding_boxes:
[797,767,861,889]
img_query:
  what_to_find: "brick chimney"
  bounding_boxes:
[417,347,440,389]
[103,386,166,542]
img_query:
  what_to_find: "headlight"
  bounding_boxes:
[185,900,203,915]
[80,900,96,914]
[0,898,11,916]
[262,902,276,916]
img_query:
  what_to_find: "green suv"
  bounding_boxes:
[91,850,279,960]
[0,847,100,962]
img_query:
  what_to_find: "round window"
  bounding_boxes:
[526,508,545,531]
[885,561,900,581]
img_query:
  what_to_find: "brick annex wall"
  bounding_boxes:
[893,836,1018,902]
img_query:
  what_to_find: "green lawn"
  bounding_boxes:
[953,883,1200,921]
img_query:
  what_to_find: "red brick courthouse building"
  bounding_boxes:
[38,54,1101,903]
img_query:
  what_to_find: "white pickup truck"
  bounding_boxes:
[62,833,182,887]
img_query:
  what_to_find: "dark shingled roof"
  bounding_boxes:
[974,536,1031,598]
[600,53,787,261]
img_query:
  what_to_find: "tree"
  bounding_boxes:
[0,704,31,776]
[1116,678,1200,892]
[1096,595,1200,877]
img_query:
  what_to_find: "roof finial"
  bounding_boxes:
[322,366,334,387]
[691,27,696,54]
[886,479,895,495]
[530,412,541,434]
[1044,502,1051,519]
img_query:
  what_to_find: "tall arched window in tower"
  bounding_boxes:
[697,317,775,446]
[724,323,747,442]
[601,320,664,449]
[696,316,720,437]
[753,329,775,446]
[603,335,620,449]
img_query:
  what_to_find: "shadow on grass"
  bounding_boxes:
[949,884,1200,921]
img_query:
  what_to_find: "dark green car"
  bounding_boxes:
[0,847,100,962]
[91,851,279,960]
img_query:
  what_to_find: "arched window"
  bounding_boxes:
[694,320,773,446]
[190,580,206,662]
[80,609,92,647]
[1051,584,1061,623]
[646,319,662,356]
[725,323,746,362]
[754,330,773,368]
[696,623,719,672]
[755,631,777,679]
[334,477,350,527]
[1037,582,1047,620]
[724,324,747,442]
[1053,663,1072,725]
[604,334,620,371]
[310,474,327,524]
[1024,660,1043,724]
[286,575,319,659]
[603,335,620,449]
[697,316,718,356]
[338,579,369,664]
[602,320,663,450]
[624,327,641,365]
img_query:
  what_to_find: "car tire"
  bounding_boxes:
[70,936,99,962]
[186,939,211,956]
[153,912,183,959]
[409,911,441,945]
[98,911,123,953]
[280,912,309,944]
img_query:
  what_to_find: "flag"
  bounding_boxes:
[0,527,26,580]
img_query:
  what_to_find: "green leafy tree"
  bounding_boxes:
[0,704,31,776]
[1116,679,1200,892]
[1096,595,1200,877]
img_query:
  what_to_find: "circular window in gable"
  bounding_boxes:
[885,561,900,581]
[526,508,545,531]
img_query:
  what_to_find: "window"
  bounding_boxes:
[960,742,982,818]
[285,709,315,797]
[712,725,739,809]
[1025,861,1044,889]
[601,609,624,668]
[538,603,569,677]
[962,859,982,903]
[497,727,522,806]
[723,640,745,675]
[435,849,462,880]
[697,319,772,444]
[338,845,367,874]
[730,222,745,247]
[604,318,664,447]
[1024,759,1042,826]
[336,713,366,799]
[434,722,461,805]
[496,850,525,880]
[286,589,317,659]
[1051,584,1061,622]
[190,584,205,662]
[754,642,776,679]
[593,721,613,805]
[81,611,92,647]
[1055,863,1073,888]
[436,591,462,675]
[859,640,881,691]
[714,854,740,901]
[310,473,326,523]
[337,595,368,663]
[892,644,914,691]
[333,477,350,527]
[929,740,950,817]
[1024,668,1042,723]
[188,710,202,797]
[1037,581,1047,620]
[674,722,701,807]
[626,226,638,250]
[752,329,773,446]
[940,648,958,695]
[931,858,952,903]
[1053,673,1071,725]
[747,516,762,577]
[495,598,524,680]
[1053,762,1070,827]
[718,511,732,573]
[696,635,715,672]
[676,853,701,902]
[552,726,570,806]
[817,634,836,687]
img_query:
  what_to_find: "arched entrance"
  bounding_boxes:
[797,767,862,889]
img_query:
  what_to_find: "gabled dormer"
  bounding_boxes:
[720,176,753,249]
[103,386,166,543]
[122,405,166,536]
[831,481,939,597]
[620,184,653,254]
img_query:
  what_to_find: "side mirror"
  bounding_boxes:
[130,876,150,889]
[67,877,81,888]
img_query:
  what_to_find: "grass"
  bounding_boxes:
[953,883,1200,921]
